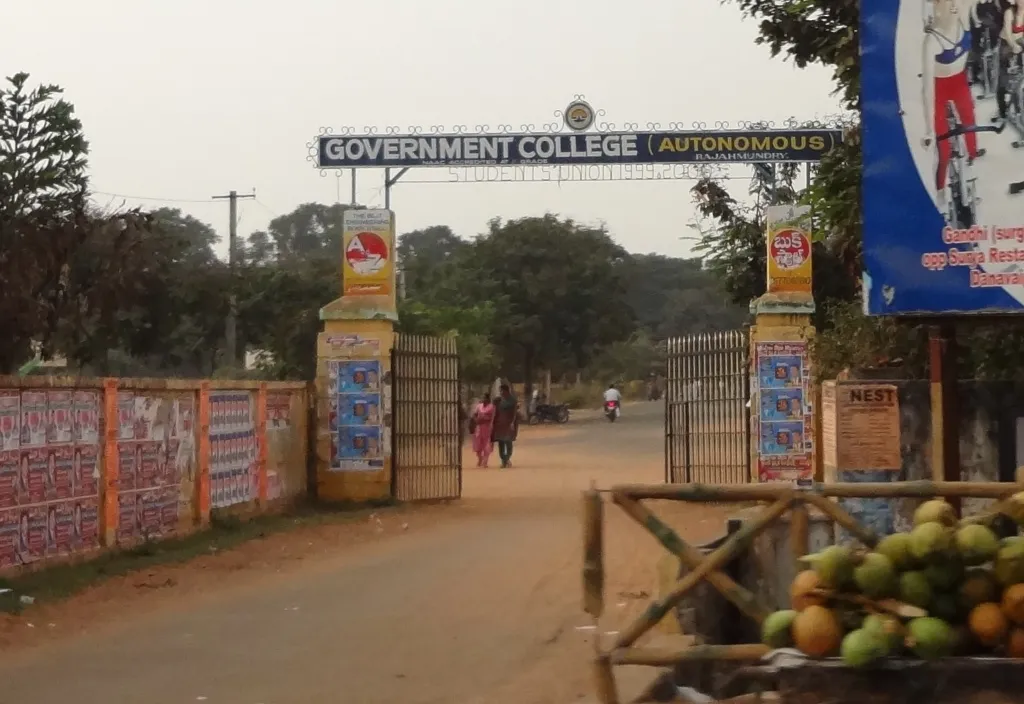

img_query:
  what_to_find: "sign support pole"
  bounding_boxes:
[929,324,962,516]
[383,168,410,210]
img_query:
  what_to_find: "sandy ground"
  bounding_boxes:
[0,402,731,704]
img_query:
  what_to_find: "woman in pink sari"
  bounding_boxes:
[472,396,496,467]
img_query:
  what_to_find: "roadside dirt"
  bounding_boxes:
[0,408,732,704]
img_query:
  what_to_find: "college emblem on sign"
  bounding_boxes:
[345,232,389,275]
[563,99,595,132]
[769,228,811,271]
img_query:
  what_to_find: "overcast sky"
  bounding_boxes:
[5,0,840,259]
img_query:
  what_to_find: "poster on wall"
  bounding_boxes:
[754,341,813,482]
[20,391,47,447]
[822,382,903,545]
[47,391,74,445]
[265,393,292,501]
[115,392,196,542]
[208,391,257,509]
[329,360,385,471]
[861,0,1024,315]
[0,391,20,452]
[73,390,100,445]
[0,388,102,565]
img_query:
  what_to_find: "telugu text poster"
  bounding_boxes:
[71,498,100,552]
[73,390,100,445]
[0,451,16,509]
[0,510,17,568]
[0,391,19,452]
[47,390,73,445]
[117,392,135,441]
[117,441,138,491]
[20,449,47,505]
[74,445,100,498]
[52,445,75,500]
[20,391,47,448]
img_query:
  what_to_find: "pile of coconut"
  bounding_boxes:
[761,498,1024,666]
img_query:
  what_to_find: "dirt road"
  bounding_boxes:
[0,402,729,704]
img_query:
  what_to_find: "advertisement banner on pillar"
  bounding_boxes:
[766,204,813,295]
[342,209,395,300]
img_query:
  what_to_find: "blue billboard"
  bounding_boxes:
[862,0,1024,315]
[317,129,842,168]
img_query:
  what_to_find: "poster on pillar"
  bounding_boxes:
[766,204,813,295]
[328,359,385,472]
[754,341,813,482]
[341,209,397,320]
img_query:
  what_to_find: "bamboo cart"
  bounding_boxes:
[582,481,1024,704]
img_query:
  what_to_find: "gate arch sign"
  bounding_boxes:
[308,96,845,203]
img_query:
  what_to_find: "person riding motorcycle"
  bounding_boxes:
[603,384,622,419]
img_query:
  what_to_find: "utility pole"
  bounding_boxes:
[212,189,255,367]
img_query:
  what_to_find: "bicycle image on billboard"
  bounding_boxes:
[862,0,1024,315]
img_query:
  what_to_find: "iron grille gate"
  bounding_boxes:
[391,333,462,501]
[665,330,751,485]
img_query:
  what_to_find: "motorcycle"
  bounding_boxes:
[528,403,570,424]
[604,400,620,422]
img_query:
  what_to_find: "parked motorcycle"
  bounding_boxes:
[604,400,620,422]
[528,403,570,425]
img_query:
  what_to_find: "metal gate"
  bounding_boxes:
[665,330,751,484]
[391,333,462,501]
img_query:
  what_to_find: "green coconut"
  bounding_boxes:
[808,545,856,589]
[923,560,964,591]
[899,570,934,609]
[840,628,889,667]
[914,499,957,527]
[863,613,903,652]
[876,532,916,571]
[929,592,960,622]
[906,617,955,659]
[955,524,1000,566]
[1002,536,1024,549]
[761,609,797,649]
[836,605,865,631]
[854,552,898,598]
[994,540,1024,586]
[910,522,954,564]
[959,568,999,610]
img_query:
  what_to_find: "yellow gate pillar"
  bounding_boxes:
[749,204,817,483]
[315,208,398,503]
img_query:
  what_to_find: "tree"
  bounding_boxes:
[691,164,800,305]
[0,72,155,373]
[725,0,861,278]
[396,225,468,301]
[58,208,230,375]
[728,0,859,110]
[396,299,498,383]
[468,215,635,396]
[237,260,336,379]
[622,254,748,337]
[247,202,352,264]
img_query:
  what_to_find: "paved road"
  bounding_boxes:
[0,402,723,704]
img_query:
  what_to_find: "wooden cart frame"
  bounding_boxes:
[583,481,1024,704]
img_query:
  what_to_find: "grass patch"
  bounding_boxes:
[0,498,397,612]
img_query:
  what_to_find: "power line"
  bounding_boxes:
[253,198,278,220]
[90,190,215,205]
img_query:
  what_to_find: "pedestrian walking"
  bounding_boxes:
[471,396,496,467]
[492,383,520,469]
